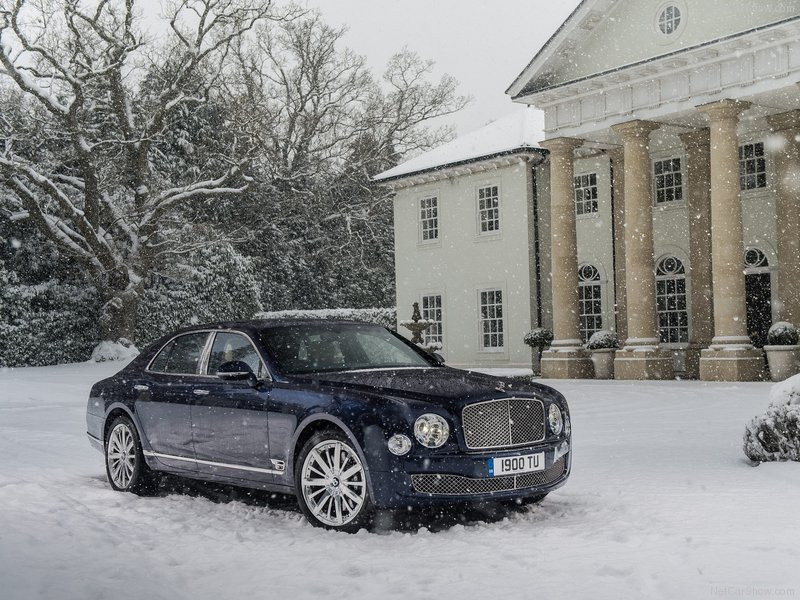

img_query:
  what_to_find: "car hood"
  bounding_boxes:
[300,367,560,409]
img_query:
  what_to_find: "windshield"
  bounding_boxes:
[260,323,434,375]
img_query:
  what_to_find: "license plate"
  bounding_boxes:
[488,452,545,477]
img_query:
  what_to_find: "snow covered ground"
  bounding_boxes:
[1,362,799,600]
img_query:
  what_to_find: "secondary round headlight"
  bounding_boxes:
[414,414,450,448]
[548,404,564,436]
[387,434,412,456]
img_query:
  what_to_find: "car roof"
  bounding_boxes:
[177,319,385,334]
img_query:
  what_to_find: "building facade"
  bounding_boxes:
[376,112,546,369]
[382,0,800,381]
[508,0,800,381]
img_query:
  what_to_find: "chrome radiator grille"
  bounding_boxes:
[461,398,545,450]
[411,457,566,496]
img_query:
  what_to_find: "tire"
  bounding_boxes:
[105,415,160,496]
[294,430,374,532]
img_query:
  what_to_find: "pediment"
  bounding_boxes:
[508,0,800,99]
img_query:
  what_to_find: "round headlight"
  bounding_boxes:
[413,414,450,448]
[387,433,412,456]
[548,404,563,436]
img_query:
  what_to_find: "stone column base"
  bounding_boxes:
[684,344,706,380]
[540,349,594,379]
[614,347,675,380]
[699,347,766,382]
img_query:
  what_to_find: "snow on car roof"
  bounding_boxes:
[373,108,545,182]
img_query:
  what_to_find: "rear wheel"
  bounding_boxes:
[295,430,373,532]
[105,416,159,496]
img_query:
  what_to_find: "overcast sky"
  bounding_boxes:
[305,0,580,136]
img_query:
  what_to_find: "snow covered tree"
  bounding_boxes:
[136,243,263,346]
[216,14,469,310]
[0,0,297,344]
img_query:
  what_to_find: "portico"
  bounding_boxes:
[508,0,800,381]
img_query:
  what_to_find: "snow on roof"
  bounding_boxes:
[374,108,545,182]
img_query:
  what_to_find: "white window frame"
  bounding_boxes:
[656,257,689,345]
[420,293,444,348]
[478,288,505,352]
[476,184,501,236]
[418,195,439,244]
[653,157,684,206]
[574,172,599,217]
[578,264,603,343]
[739,141,767,192]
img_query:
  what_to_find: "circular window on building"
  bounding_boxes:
[658,5,682,35]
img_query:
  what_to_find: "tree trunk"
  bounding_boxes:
[97,268,143,343]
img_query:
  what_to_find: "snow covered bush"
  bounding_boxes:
[0,265,99,367]
[523,328,554,350]
[257,308,397,330]
[587,330,620,351]
[767,322,799,346]
[743,374,800,462]
[90,340,140,363]
[135,245,263,346]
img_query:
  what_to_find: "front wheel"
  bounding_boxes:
[105,416,159,496]
[295,431,374,532]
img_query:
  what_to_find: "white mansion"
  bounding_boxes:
[378,0,800,381]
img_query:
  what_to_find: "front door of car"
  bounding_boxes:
[190,331,276,483]
[135,331,212,473]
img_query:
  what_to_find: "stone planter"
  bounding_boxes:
[591,348,615,380]
[765,345,800,382]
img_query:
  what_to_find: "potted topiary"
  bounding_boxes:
[764,322,800,382]
[586,330,619,380]
[524,328,553,376]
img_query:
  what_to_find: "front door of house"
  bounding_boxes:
[745,272,772,348]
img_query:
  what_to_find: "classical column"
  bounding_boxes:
[766,110,800,326]
[697,100,764,381]
[609,147,628,343]
[611,120,674,380]
[680,129,714,378]
[539,138,593,379]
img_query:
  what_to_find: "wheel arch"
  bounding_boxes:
[289,414,377,501]
[103,402,148,450]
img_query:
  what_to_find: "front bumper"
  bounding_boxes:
[368,439,571,509]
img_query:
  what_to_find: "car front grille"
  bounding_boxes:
[461,398,545,450]
[410,457,566,496]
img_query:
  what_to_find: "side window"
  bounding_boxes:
[149,341,174,373]
[207,332,262,376]
[164,333,209,375]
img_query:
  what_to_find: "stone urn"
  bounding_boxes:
[765,346,800,382]
[586,330,619,380]
[764,322,800,382]
[590,348,616,380]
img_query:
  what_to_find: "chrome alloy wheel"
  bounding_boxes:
[107,423,136,489]
[300,440,367,527]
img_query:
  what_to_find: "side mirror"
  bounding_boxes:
[431,352,446,366]
[216,360,258,386]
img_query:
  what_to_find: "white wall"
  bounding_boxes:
[393,160,537,369]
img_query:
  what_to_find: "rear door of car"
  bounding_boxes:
[190,330,277,483]
[135,331,213,473]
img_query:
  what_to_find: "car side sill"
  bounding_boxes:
[142,450,285,475]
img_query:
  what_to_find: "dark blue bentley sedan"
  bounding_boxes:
[86,320,572,531]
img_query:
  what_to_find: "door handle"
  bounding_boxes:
[133,384,150,392]
[193,389,210,396]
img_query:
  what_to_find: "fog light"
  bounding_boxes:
[387,434,412,456]
[548,404,563,436]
